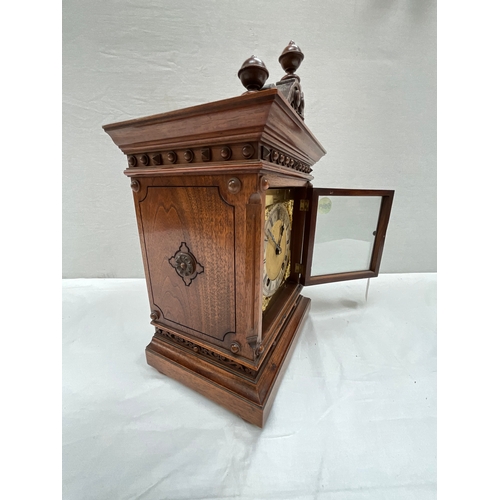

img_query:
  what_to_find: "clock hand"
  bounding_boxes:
[266,229,282,254]
[278,223,285,246]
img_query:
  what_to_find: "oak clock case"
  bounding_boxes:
[103,41,394,428]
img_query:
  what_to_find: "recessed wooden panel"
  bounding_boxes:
[139,186,235,341]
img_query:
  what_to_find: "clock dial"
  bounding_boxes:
[262,202,292,298]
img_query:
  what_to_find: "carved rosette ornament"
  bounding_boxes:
[230,342,241,354]
[220,146,232,160]
[168,242,204,286]
[261,145,311,173]
[242,143,254,158]
[166,151,177,163]
[184,149,194,163]
[227,177,242,194]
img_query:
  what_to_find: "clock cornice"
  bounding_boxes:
[102,88,326,169]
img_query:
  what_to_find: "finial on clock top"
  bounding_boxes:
[238,41,305,91]
[237,42,305,120]
[279,40,304,81]
[237,55,269,92]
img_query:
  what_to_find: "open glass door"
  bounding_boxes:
[300,188,394,286]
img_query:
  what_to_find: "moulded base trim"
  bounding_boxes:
[145,295,311,427]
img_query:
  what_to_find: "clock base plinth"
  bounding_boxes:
[145,295,311,427]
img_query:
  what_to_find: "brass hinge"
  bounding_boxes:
[300,199,309,211]
[294,263,304,274]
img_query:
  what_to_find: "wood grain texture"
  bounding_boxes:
[102,88,326,166]
[103,83,332,426]
[139,185,236,341]
[145,294,311,427]
[123,161,314,183]
[130,173,283,364]
[101,82,396,426]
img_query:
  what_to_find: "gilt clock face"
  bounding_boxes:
[262,202,292,299]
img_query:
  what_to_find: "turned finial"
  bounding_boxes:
[238,55,269,92]
[279,40,304,81]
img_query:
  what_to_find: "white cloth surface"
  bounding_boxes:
[62,274,436,500]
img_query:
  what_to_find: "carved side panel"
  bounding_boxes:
[139,186,236,341]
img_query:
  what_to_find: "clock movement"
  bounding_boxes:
[103,41,394,427]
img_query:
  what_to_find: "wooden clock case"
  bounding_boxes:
[103,47,393,427]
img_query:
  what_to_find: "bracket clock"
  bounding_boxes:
[103,41,394,427]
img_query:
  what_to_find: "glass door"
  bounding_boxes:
[300,188,394,286]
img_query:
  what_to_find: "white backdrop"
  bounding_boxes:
[63,0,436,278]
[63,274,437,499]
